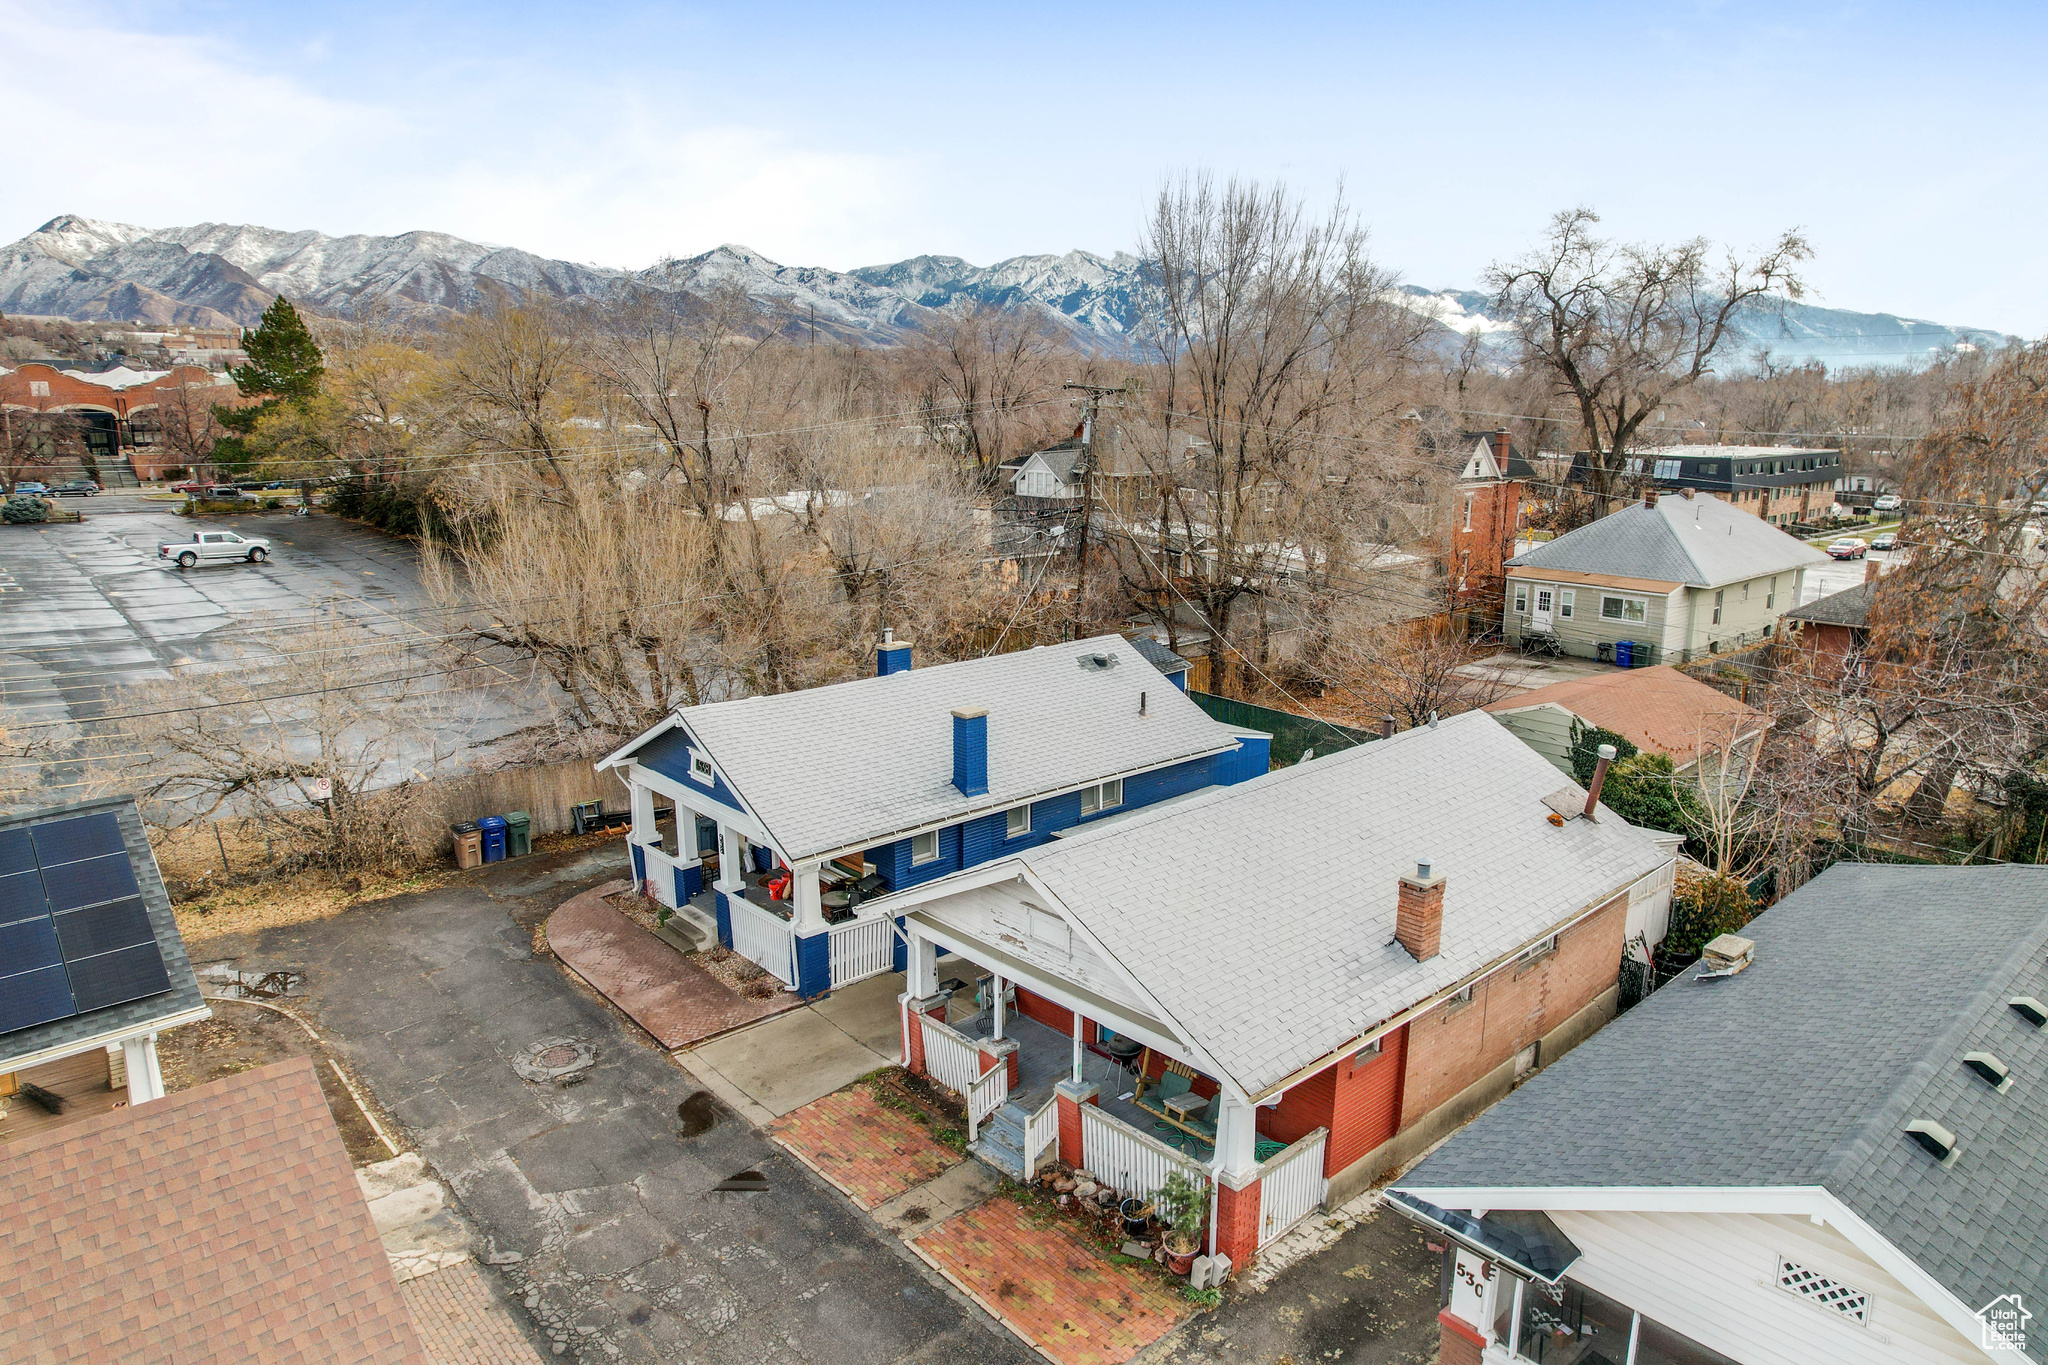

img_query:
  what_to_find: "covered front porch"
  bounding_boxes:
[898,926,1330,1271]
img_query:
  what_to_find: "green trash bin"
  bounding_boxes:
[504,810,531,858]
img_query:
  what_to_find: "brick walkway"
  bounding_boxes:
[546,881,798,1048]
[401,1261,548,1364]
[769,1084,963,1209]
[914,1197,1189,1365]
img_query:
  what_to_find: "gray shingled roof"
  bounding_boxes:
[1784,579,1875,628]
[1125,635,1191,676]
[1398,863,2048,1337]
[0,797,206,1071]
[637,636,1238,862]
[1009,711,1671,1096]
[1508,492,1828,587]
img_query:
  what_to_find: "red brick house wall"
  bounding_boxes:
[1449,476,1523,614]
[0,364,244,479]
[1399,892,1626,1130]
[1014,986,1096,1043]
[1257,1024,1408,1175]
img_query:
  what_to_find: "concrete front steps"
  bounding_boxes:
[967,1100,1035,1181]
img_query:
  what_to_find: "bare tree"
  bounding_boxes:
[1,404,85,493]
[143,376,228,481]
[908,301,1067,483]
[440,294,583,498]
[1488,208,1810,506]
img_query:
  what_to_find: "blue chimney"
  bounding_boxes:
[952,708,988,796]
[877,628,913,677]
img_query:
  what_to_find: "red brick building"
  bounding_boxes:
[0,362,242,480]
[882,711,1674,1274]
[1443,429,1528,619]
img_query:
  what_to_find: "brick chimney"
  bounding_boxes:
[1395,859,1445,961]
[1642,490,1658,509]
[1492,428,1512,470]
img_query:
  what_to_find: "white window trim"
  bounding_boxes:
[687,749,716,786]
[1006,805,1031,839]
[1558,589,1574,620]
[910,829,940,865]
[1600,594,1647,623]
[1513,585,1529,614]
[1079,778,1124,817]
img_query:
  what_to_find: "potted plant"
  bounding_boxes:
[1118,1196,1154,1239]
[1156,1170,1208,1276]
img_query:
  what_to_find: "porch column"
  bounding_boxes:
[789,859,831,1000]
[628,780,656,893]
[1054,1076,1098,1167]
[122,1034,165,1106]
[712,822,747,949]
[1071,1012,1084,1085]
[673,806,704,899]
[899,928,948,1073]
[991,973,1006,1041]
[1210,1090,1262,1272]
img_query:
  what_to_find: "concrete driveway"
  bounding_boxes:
[192,852,1033,1365]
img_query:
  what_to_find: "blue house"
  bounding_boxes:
[595,634,1268,999]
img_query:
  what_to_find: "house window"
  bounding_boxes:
[1514,585,1528,614]
[1350,1037,1383,1070]
[1712,589,1724,625]
[689,752,715,784]
[911,830,939,865]
[1442,983,1474,1016]
[29,381,49,397]
[1515,935,1558,973]
[1558,589,1574,620]
[1698,463,1718,474]
[1462,496,1473,531]
[1078,778,1123,816]
[1766,576,1776,609]
[1006,805,1031,839]
[1600,595,1647,623]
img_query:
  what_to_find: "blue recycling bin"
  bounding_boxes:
[1615,640,1635,669]
[478,814,508,863]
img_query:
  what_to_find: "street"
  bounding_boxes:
[188,846,1037,1365]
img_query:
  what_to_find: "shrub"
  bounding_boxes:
[1568,723,1638,784]
[1599,752,1702,836]
[2,495,49,524]
[1665,874,1755,956]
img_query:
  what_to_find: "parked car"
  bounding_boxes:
[50,480,100,497]
[13,482,49,496]
[203,484,258,502]
[1872,493,1903,512]
[170,480,205,493]
[158,531,274,568]
[1827,537,1869,560]
[1871,531,1898,552]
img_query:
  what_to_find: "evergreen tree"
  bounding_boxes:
[214,298,325,473]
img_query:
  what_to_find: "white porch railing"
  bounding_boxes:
[1024,1096,1059,1175]
[917,1011,981,1097]
[729,897,795,987]
[1256,1128,1329,1248]
[641,845,680,910]
[1081,1103,1209,1202]
[827,915,895,989]
[967,1061,1009,1141]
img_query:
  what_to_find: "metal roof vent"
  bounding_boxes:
[2012,996,2048,1028]
[1905,1119,1961,1167]
[1078,652,1119,672]
[1963,1052,2013,1093]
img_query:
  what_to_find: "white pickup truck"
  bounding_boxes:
[158,530,273,568]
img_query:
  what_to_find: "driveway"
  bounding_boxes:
[189,850,1033,1365]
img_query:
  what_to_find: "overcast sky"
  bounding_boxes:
[5,1,2043,335]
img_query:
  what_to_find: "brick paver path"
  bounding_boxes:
[915,1197,1189,1365]
[769,1085,963,1209]
[546,881,798,1048]
[401,1260,548,1364]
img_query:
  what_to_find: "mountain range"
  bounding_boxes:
[0,214,2015,369]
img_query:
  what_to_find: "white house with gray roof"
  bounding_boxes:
[1390,862,2048,1365]
[1507,490,1829,666]
[867,711,1674,1272]
[595,634,1267,998]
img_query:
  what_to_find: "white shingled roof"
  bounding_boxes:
[656,635,1239,862]
[1009,711,1671,1096]
[1508,491,1828,587]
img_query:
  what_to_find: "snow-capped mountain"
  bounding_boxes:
[0,214,2013,368]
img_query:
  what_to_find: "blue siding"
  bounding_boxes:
[632,724,748,813]
[793,932,831,998]
[631,844,647,885]
[713,890,735,949]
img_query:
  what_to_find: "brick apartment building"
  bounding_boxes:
[1570,445,1846,526]
[1443,428,1530,620]
[882,711,1675,1270]
[0,362,241,479]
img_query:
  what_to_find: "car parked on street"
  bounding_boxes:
[13,482,49,496]
[1871,531,1898,552]
[1872,493,1903,512]
[1827,537,1869,560]
[158,531,274,568]
[50,480,100,496]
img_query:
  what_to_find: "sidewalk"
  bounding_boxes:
[546,880,800,1048]
[677,971,906,1119]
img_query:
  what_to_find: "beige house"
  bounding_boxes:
[1505,490,1829,665]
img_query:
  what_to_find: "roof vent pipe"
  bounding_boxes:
[1139,690,1148,717]
[1381,715,1396,740]
[1428,710,1439,731]
[1583,743,1618,819]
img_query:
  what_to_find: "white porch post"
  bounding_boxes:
[790,859,827,934]
[1213,1090,1259,1182]
[715,822,747,898]
[991,973,1006,1041]
[906,929,938,999]
[629,780,656,845]
[1071,1011,1084,1085]
[122,1034,164,1106]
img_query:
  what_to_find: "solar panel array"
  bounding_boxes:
[0,813,171,1036]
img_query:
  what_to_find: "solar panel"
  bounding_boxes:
[0,915,64,976]
[39,854,141,913]
[52,898,152,962]
[0,828,34,878]
[0,963,77,1035]
[29,812,126,867]
[0,870,47,923]
[66,944,170,1013]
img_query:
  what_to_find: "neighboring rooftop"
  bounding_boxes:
[1507,491,1828,587]
[1125,634,1192,677]
[0,1056,428,1364]
[992,710,1671,1096]
[1783,578,1877,629]
[0,796,207,1072]
[1397,862,2048,1329]
[1484,664,1768,770]
[605,635,1242,862]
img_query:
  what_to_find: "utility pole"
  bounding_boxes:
[1062,382,1122,619]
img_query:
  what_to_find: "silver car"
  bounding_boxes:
[158,531,273,568]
